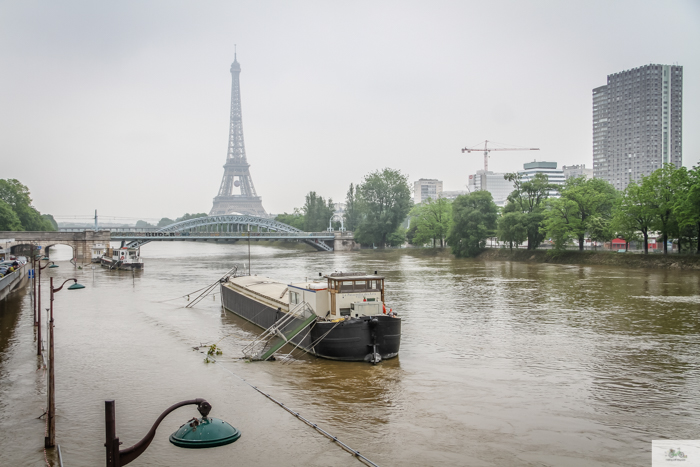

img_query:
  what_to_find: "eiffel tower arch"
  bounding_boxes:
[210,55,267,217]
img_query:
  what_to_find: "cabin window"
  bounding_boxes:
[340,308,351,316]
[290,291,299,305]
[367,298,375,302]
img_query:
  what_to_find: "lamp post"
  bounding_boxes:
[105,398,240,466]
[45,277,85,449]
[36,260,57,356]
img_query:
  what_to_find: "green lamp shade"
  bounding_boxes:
[49,264,59,268]
[68,283,85,290]
[42,257,50,260]
[169,417,240,448]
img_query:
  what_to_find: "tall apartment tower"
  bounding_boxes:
[592,64,683,191]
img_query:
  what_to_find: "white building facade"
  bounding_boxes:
[413,179,443,204]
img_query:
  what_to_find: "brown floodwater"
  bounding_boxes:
[0,243,698,466]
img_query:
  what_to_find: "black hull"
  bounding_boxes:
[221,284,400,362]
[100,258,144,270]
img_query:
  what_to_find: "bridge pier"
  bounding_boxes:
[333,232,359,251]
[0,230,111,263]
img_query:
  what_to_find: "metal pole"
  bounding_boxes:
[248,224,251,276]
[45,277,55,448]
[37,262,42,356]
[33,255,37,326]
[105,400,119,467]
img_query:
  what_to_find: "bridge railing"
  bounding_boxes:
[109,231,335,238]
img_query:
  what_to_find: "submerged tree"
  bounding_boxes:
[447,191,498,257]
[497,211,527,250]
[502,173,553,249]
[354,168,412,248]
[409,197,452,247]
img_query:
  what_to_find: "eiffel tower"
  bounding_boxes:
[210,54,266,217]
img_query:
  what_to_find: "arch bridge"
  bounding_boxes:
[0,230,111,262]
[63,215,358,252]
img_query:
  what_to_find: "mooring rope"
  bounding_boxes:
[209,356,381,467]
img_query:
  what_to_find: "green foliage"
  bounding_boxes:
[302,191,334,232]
[176,213,208,222]
[344,183,361,231]
[42,214,58,230]
[135,220,155,228]
[275,209,305,230]
[673,165,700,253]
[613,181,655,253]
[0,200,22,231]
[447,191,498,258]
[503,173,553,249]
[644,164,681,254]
[497,211,527,250]
[157,217,175,227]
[0,179,55,231]
[587,215,614,248]
[542,197,580,251]
[409,197,452,247]
[557,177,618,250]
[386,226,407,247]
[354,168,413,248]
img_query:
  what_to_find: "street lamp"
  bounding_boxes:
[105,398,240,466]
[45,277,85,448]
[35,260,58,356]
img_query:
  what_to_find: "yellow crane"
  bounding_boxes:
[461,140,539,173]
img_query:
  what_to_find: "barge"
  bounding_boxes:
[100,246,143,270]
[220,272,401,363]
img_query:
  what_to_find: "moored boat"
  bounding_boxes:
[91,244,106,263]
[220,272,401,363]
[100,246,143,270]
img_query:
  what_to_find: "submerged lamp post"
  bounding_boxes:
[105,398,240,466]
[36,260,57,356]
[45,277,85,448]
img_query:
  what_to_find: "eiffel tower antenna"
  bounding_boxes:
[210,54,266,216]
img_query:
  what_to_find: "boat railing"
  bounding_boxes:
[241,301,315,361]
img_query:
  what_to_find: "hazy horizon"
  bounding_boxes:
[1,1,698,221]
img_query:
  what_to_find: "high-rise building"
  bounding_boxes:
[592,64,683,191]
[562,164,593,180]
[413,179,443,204]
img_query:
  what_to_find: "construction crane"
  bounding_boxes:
[461,140,539,173]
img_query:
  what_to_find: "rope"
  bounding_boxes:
[209,357,380,467]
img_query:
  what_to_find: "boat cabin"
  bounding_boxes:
[91,244,106,262]
[287,272,385,319]
[105,246,140,264]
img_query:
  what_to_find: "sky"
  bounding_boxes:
[1,0,699,223]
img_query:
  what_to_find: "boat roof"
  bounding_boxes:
[323,272,384,281]
[228,275,289,303]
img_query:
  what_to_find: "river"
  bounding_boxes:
[1,243,698,466]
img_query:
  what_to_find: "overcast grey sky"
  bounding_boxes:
[1,1,699,221]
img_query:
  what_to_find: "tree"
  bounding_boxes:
[542,197,580,251]
[497,211,527,250]
[176,213,208,222]
[644,164,680,255]
[302,191,334,232]
[587,215,613,250]
[613,181,655,254]
[0,179,55,231]
[447,191,498,258]
[275,209,305,230]
[135,220,155,228]
[42,214,58,231]
[556,177,618,251]
[409,197,452,247]
[158,218,175,227]
[0,200,22,231]
[673,165,700,254]
[503,173,553,249]
[354,168,412,248]
[344,183,361,231]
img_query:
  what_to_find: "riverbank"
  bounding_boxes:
[476,248,700,270]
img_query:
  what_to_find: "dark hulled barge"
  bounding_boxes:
[220,272,401,363]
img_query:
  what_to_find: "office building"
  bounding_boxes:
[519,161,565,197]
[470,171,514,206]
[592,64,683,191]
[562,164,593,180]
[413,179,443,204]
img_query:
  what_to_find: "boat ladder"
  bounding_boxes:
[242,302,317,361]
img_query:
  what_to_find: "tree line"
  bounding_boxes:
[275,168,413,248]
[0,179,57,231]
[410,163,699,257]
